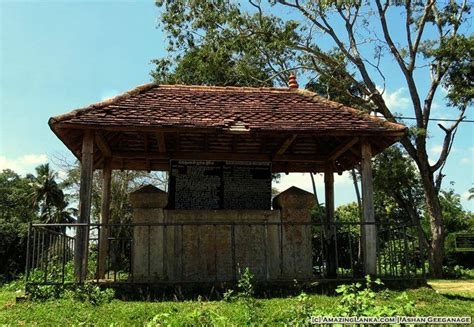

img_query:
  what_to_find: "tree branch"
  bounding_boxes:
[430,109,466,173]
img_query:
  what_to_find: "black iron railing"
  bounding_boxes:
[25,221,426,285]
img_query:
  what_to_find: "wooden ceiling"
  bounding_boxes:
[51,126,402,173]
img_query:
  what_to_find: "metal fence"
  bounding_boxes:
[25,221,426,285]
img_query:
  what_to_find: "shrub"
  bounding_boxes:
[222,267,260,324]
[287,276,416,325]
[443,265,474,279]
[321,276,416,317]
[63,282,115,305]
[29,284,64,301]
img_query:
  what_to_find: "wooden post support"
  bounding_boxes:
[75,130,94,282]
[324,165,337,278]
[98,159,112,279]
[361,139,376,276]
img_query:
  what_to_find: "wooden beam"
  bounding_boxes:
[98,159,111,279]
[111,150,325,163]
[361,138,376,276]
[324,165,337,278]
[75,130,94,282]
[155,132,166,153]
[53,123,406,138]
[276,134,297,155]
[231,135,237,152]
[144,134,149,152]
[203,134,209,152]
[327,137,359,161]
[94,131,112,158]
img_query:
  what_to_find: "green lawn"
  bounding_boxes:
[0,280,473,326]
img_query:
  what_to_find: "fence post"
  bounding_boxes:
[25,222,32,284]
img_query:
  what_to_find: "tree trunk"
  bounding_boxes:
[418,160,445,278]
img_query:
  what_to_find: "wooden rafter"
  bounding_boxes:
[327,137,359,161]
[276,134,297,155]
[94,131,112,158]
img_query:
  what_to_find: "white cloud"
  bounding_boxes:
[379,87,411,112]
[431,102,442,110]
[462,191,471,201]
[100,89,119,101]
[430,144,443,155]
[0,154,48,175]
[461,157,472,165]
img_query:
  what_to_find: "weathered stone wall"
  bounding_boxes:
[273,186,315,280]
[164,210,281,282]
[130,185,315,282]
[130,185,168,282]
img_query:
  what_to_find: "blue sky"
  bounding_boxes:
[1,1,472,211]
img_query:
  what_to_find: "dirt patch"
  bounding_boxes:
[428,280,474,294]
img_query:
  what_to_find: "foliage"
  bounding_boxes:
[438,189,471,234]
[329,276,415,317]
[373,146,424,225]
[443,265,474,279]
[1,279,474,325]
[286,276,416,325]
[439,35,474,109]
[58,160,166,225]
[63,283,115,305]
[153,0,300,87]
[223,267,259,325]
[0,169,37,282]
[28,164,74,225]
[436,189,474,268]
[152,44,274,87]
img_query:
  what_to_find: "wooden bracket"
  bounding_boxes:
[94,131,112,158]
[156,132,167,153]
[276,134,297,155]
[327,137,359,161]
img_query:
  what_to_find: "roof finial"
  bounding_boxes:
[288,73,299,89]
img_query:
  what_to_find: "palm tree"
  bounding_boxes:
[29,163,68,223]
[469,187,474,201]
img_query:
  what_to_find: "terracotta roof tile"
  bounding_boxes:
[49,83,406,134]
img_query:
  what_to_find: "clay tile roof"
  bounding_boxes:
[49,83,406,134]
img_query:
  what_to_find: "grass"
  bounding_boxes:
[0,280,473,326]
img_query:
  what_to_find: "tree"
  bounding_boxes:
[436,189,474,269]
[28,164,70,224]
[58,159,167,225]
[154,0,472,277]
[152,44,274,87]
[372,146,429,249]
[0,169,37,281]
[438,189,470,234]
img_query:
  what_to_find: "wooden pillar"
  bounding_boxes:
[361,139,376,276]
[98,159,112,279]
[75,130,94,282]
[324,165,337,278]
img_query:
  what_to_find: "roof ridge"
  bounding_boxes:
[295,88,406,131]
[157,84,290,92]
